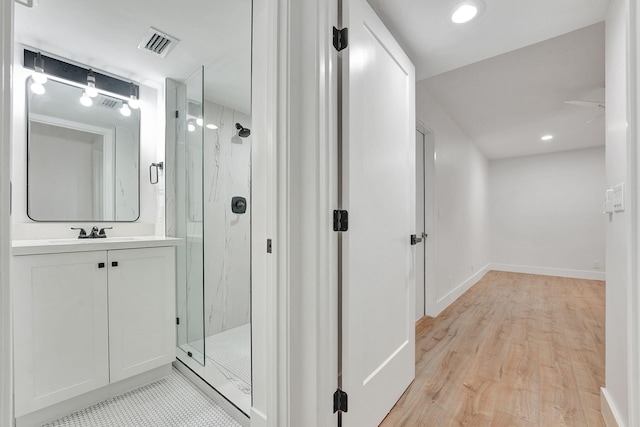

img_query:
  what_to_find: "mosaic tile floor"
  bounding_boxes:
[44,368,241,427]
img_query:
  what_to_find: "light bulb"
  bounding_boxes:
[128,96,140,109]
[85,83,98,98]
[196,117,204,127]
[80,92,93,106]
[120,102,131,117]
[206,124,218,130]
[187,122,196,132]
[451,4,478,23]
[30,81,45,95]
[33,71,47,85]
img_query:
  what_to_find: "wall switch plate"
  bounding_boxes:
[613,183,625,212]
[604,189,614,213]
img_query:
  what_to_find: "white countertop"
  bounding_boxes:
[12,236,183,256]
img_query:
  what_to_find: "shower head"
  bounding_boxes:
[235,122,251,138]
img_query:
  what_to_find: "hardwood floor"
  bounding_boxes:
[380,271,605,427]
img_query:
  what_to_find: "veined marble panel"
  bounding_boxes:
[203,100,251,337]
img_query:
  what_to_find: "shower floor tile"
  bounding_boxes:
[205,323,251,394]
[43,368,241,427]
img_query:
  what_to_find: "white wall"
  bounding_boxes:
[11,45,163,239]
[28,125,96,220]
[603,0,631,424]
[489,147,606,280]
[416,84,490,315]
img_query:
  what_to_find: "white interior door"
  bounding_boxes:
[341,0,416,424]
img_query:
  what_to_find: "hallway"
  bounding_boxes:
[381,271,605,426]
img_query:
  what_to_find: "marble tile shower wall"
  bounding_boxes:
[202,101,251,337]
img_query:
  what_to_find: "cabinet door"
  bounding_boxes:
[107,247,176,382]
[13,251,109,416]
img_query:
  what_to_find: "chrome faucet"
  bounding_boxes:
[70,226,112,239]
[88,226,100,238]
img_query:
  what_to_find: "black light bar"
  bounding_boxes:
[23,49,139,99]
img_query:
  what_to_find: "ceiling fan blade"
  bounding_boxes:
[565,100,606,109]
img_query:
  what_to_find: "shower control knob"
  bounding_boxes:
[232,196,247,214]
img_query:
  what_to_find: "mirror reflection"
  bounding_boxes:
[27,76,140,221]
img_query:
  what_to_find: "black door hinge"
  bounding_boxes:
[333,388,348,413]
[176,317,180,325]
[333,27,348,51]
[267,238,272,253]
[175,110,179,118]
[333,210,349,231]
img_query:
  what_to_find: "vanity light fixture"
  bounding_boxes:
[120,102,132,117]
[206,124,218,130]
[128,83,140,109]
[187,120,196,132]
[85,69,99,98]
[451,0,485,24]
[24,49,141,104]
[79,91,93,107]
[541,135,553,142]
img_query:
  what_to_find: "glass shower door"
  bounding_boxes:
[174,66,206,365]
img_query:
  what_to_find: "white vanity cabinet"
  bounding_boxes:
[13,244,176,417]
[13,251,110,417]
[107,248,176,382]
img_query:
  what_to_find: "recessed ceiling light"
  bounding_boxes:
[450,1,485,24]
[451,4,478,23]
[541,135,553,142]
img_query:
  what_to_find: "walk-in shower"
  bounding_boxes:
[165,0,252,416]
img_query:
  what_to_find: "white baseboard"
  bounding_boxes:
[251,408,267,427]
[601,387,625,427]
[489,263,606,281]
[434,265,489,316]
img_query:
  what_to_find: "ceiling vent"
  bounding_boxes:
[137,27,179,58]
[97,95,119,109]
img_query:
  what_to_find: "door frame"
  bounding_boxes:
[251,0,338,426]
[416,121,437,318]
[630,1,640,424]
[0,0,13,425]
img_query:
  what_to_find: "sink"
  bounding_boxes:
[48,238,93,244]
[48,237,141,244]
